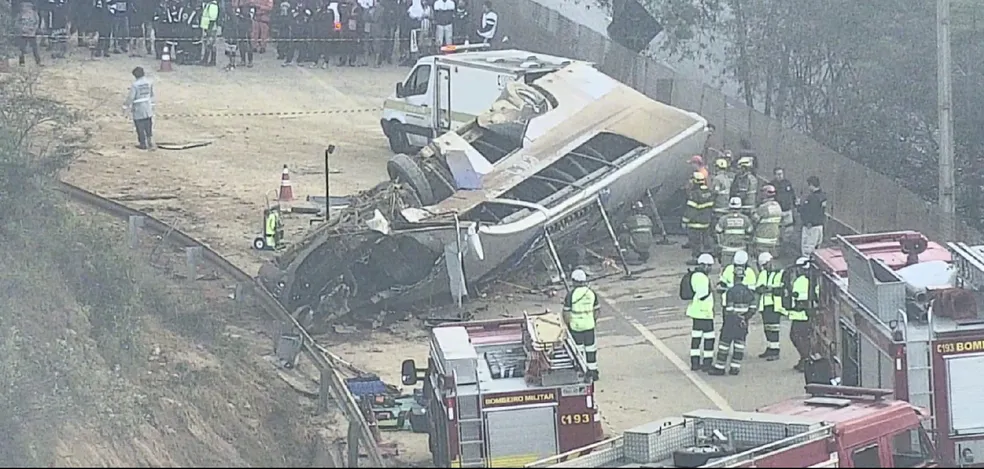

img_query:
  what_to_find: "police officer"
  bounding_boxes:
[785,256,814,372]
[714,197,752,266]
[710,157,734,219]
[237,6,255,67]
[264,206,284,250]
[153,0,180,58]
[92,0,113,57]
[730,157,758,214]
[686,253,716,371]
[619,201,654,264]
[755,252,784,360]
[709,264,756,376]
[563,269,600,381]
[683,171,714,265]
[752,185,783,259]
[182,0,201,64]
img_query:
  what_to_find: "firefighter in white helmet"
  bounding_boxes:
[564,268,600,381]
[710,253,757,376]
[714,197,753,265]
[730,157,759,213]
[682,253,716,371]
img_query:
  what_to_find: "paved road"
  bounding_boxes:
[584,236,806,434]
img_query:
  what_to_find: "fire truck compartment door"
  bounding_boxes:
[947,354,984,435]
[485,405,558,467]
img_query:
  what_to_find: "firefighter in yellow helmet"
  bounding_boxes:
[730,157,759,213]
[711,157,735,219]
[683,171,715,265]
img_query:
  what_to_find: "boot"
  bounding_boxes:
[690,356,701,371]
[728,368,740,376]
[706,367,725,376]
[793,359,805,372]
[588,370,599,382]
[701,358,714,371]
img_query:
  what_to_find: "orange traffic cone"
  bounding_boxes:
[278,164,294,202]
[160,45,173,72]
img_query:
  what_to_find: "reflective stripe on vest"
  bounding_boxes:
[569,286,597,331]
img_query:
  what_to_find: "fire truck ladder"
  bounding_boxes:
[456,389,487,468]
[902,308,936,441]
[947,242,984,290]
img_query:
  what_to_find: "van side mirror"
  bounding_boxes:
[401,359,421,386]
[396,82,405,98]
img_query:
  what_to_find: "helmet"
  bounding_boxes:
[697,253,715,266]
[762,185,776,197]
[795,257,810,267]
[737,157,753,168]
[692,171,706,183]
[571,269,588,282]
[733,250,749,266]
[728,197,742,209]
[632,201,645,210]
[758,252,773,265]
[714,158,730,170]
[689,155,704,165]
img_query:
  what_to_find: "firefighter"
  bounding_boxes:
[563,269,600,381]
[752,185,783,259]
[717,249,757,302]
[619,201,654,264]
[755,252,784,360]
[709,264,756,376]
[786,256,814,372]
[730,157,758,213]
[686,253,716,371]
[710,157,734,219]
[690,154,709,182]
[714,197,752,266]
[264,206,283,250]
[683,171,714,266]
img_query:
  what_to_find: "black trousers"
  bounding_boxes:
[713,314,748,373]
[690,318,716,370]
[133,118,153,147]
[790,320,811,363]
[570,328,598,374]
[238,39,253,64]
[761,305,782,353]
[16,36,42,65]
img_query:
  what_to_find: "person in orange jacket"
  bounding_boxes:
[690,154,709,182]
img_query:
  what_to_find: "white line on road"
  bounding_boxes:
[604,296,734,412]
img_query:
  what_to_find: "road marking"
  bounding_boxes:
[603,296,734,412]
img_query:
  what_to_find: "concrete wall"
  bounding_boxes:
[497,0,980,242]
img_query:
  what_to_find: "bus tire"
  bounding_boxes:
[388,153,436,206]
[385,120,411,154]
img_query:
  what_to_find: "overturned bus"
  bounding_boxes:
[258,62,711,324]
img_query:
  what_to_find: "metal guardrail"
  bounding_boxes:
[56,181,386,468]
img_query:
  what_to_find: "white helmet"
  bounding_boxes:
[795,257,810,267]
[697,253,715,266]
[758,252,773,265]
[733,250,749,266]
[571,269,588,282]
[728,197,742,209]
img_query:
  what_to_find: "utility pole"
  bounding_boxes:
[938,0,956,239]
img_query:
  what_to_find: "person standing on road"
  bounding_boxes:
[730,156,758,214]
[475,0,496,44]
[769,167,796,256]
[683,171,714,265]
[710,157,734,221]
[751,185,782,259]
[714,197,752,266]
[563,269,600,381]
[709,264,756,376]
[431,0,453,46]
[683,253,716,371]
[123,66,156,150]
[784,257,815,372]
[797,175,827,258]
[14,1,43,67]
[754,252,784,361]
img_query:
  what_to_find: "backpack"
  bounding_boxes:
[679,270,696,301]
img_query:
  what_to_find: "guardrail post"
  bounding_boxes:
[184,246,202,280]
[275,323,303,368]
[319,367,331,412]
[127,216,145,248]
[347,421,361,467]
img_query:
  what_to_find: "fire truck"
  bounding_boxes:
[525,385,940,468]
[401,312,604,468]
[810,230,984,467]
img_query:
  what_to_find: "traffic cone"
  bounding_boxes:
[278,164,294,202]
[160,45,173,72]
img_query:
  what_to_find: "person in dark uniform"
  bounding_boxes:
[49,0,69,58]
[339,0,362,66]
[109,0,129,53]
[153,0,180,58]
[272,0,291,60]
[237,6,255,67]
[71,0,92,46]
[618,201,654,264]
[312,1,335,68]
[297,4,316,65]
[452,0,467,44]
[708,263,757,376]
[92,0,113,57]
[183,0,202,64]
[281,2,302,65]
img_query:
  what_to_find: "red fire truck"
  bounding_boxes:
[527,385,940,468]
[401,312,604,468]
[810,230,984,467]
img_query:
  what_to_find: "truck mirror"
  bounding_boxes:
[401,359,418,386]
[396,82,405,98]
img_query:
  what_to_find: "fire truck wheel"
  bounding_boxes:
[388,153,437,206]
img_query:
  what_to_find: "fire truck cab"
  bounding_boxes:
[401,312,604,467]
[810,230,984,467]
[527,385,939,468]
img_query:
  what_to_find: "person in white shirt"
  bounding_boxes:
[432,0,454,46]
[476,0,496,44]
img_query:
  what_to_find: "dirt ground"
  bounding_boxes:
[46,49,409,274]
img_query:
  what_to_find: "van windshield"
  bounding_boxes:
[891,426,934,468]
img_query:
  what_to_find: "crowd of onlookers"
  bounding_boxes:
[7,0,501,69]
